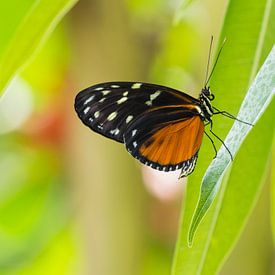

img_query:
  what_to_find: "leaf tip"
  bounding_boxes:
[187,221,196,247]
[187,236,193,247]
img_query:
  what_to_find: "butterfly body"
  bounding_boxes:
[75,82,215,177]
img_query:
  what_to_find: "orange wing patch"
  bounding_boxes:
[139,116,204,166]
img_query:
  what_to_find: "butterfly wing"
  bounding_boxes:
[123,105,204,175]
[74,82,199,143]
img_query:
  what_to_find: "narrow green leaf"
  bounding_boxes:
[200,98,274,275]
[271,134,275,242]
[188,47,275,244]
[0,0,78,96]
[172,0,275,273]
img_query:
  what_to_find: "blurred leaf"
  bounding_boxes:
[18,228,78,275]
[173,0,195,24]
[172,0,275,273]
[141,241,172,275]
[0,1,34,59]
[0,145,70,270]
[150,21,200,94]
[126,0,169,19]
[0,77,33,134]
[21,24,70,102]
[188,47,275,245]
[0,0,78,96]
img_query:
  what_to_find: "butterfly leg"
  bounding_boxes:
[208,120,233,161]
[204,130,217,158]
[212,107,253,126]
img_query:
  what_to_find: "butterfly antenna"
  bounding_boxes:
[205,37,227,86]
[204,35,214,87]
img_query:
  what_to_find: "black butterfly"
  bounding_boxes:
[74,38,248,178]
[75,81,225,177]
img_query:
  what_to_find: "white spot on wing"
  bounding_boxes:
[131,83,142,89]
[99,97,106,103]
[89,118,93,123]
[94,111,100,118]
[117,97,127,104]
[107,111,117,121]
[150,90,161,101]
[126,115,133,123]
[94,87,104,91]
[84,107,90,114]
[97,124,103,130]
[102,90,111,95]
[133,141,138,148]
[110,128,120,135]
[111,85,120,88]
[84,95,94,105]
[132,129,137,136]
[144,90,161,106]
[123,91,128,96]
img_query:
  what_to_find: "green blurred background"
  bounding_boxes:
[0,0,274,274]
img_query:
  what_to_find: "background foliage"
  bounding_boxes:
[0,0,274,274]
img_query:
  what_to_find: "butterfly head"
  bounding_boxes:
[201,86,215,101]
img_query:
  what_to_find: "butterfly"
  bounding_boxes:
[74,80,229,177]
[74,38,247,178]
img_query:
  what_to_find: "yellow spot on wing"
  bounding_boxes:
[132,83,142,89]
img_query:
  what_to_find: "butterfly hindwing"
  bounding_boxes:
[74,82,199,143]
[123,106,204,173]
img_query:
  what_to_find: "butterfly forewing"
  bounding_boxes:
[74,82,199,142]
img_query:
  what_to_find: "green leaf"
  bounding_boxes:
[199,100,274,275]
[172,62,275,275]
[0,0,78,96]
[172,0,275,273]
[0,1,34,59]
[271,134,275,242]
[188,47,275,244]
